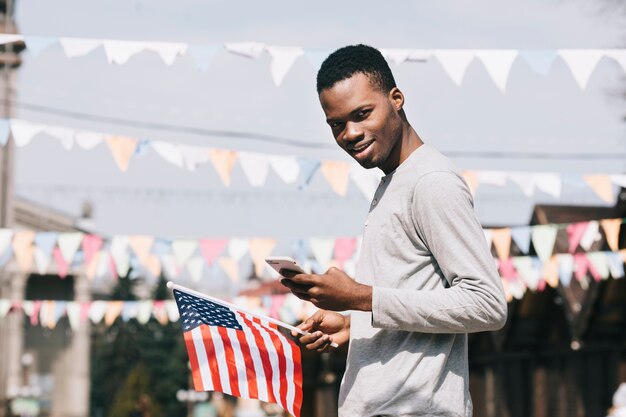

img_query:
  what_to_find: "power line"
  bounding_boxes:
[8,95,626,161]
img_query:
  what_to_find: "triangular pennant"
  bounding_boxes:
[249,238,277,277]
[461,171,478,196]
[512,256,540,291]
[128,235,154,266]
[474,49,518,93]
[45,126,75,151]
[531,225,558,262]
[483,229,494,250]
[334,237,357,268]
[476,171,507,187]
[59,37,101,58]
[209,149,238,186]
[498,258,519,280]
[104,301,124,326]
[145,254,162,278]
[610,175,626,188]
[349,165,382,200]
[491,228,512,262]
[66,302,81,331]
[144,42,188,66]
[82,234,103,266]
[137,301,153,324]
[320,161,351,196]
[510,226,532,254]
[121,301,138,322]
[600,219,622,251]
[519,50,558,76]
[507,173,535,197]
[152,141,184,168]
[218,257,239,283]
[11,119,44,147]
[543,255,559,288]
[583,175,615,204]
[189,44,219,70]
[557,254,574,287]
[266,46,304,86]
[172,239,198,268]
[566,222,589,253]
[24,36,57,57]
[434,50,475,85]
[75,131,104,149]
[0,299,11,318]
[88,301,107,324]
[407,49,433,62]
[269,155,300,184]
[34,232,58,275]
[179,144,211,171]
[58,232,83,265]
[85,251,101,280]
[558,49,604,89]
[580,221,600,251]
[224,42,265,59]
[297,157,321,190]
[105,135,138,172]
[534,174,562,198]
[607,252,625,278]
[199,239,228,266]
[238,152,270,187]
[0,118,9,146]
[310,238,335,271]
[0,229,13,258]
[103,40,146,65]
[228,238,249,261]
[0,34,23,44]
[110,235,130,278]
[187,257,205,282]
[12,230,35,273]
[380,48,412,65]
[586,252,610,280]
[53,247,70,278]
[166,300,179,322]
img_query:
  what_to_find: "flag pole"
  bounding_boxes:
[167,282,338,348]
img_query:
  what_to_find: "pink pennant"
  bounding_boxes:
[109,254,118,280]
[498,258,519,280]
[199,239,228,266]
[269,294,287,320]
[567,222,589,253]
[53,247,69,278]
[80,302,91,323]
[82,234,103,266]
[30,300,41,326]
[573,253,601,282]
[334,237,357,268]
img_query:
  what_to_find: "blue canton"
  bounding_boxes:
[174,289,243,332]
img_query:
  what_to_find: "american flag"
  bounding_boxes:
[173,288,303,417]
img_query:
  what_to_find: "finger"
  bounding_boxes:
[281,279,312,294]
[279,269,301,278]
[307,334,332,351]
[299,331,324,346]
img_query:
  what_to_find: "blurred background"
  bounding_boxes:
[0,0,625,416]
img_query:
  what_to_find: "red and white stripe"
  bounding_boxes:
[184,311,302,417]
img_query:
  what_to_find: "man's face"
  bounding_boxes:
[319,72,404,173]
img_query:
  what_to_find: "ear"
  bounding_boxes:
[389,87,404,112]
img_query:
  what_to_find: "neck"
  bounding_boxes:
[381,122,423,174]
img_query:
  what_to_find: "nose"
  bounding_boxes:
[342,121,363,143]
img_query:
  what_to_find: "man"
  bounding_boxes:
[281,44,507,417]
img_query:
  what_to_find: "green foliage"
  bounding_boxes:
[90,275,188,417]
[107,364,163,417]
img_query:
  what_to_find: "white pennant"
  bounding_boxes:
[137,301,153,324]
[0,34,24,44]
[11,119,44,147]
[24,36,57,57]
[579,220,600,251]
[610,174,626,188]
[0,229,13,256]
[531,225,557,262]
[58,232,84,265]
[66,302,81,331]
[508,173,536,197]
[89,301,107,324]
[95,251,109,279]
[161,254,179,279]
[434,50,475,85]
[187,257,205,282]
[474,50,519,93]
[110,236,130,277]
[512,256,540,291]
[407,49,433,62]
[266,46,304,86]
[379,48,413,65]
[45,126,75,151]
[103,40,146,65]
[587,252,610,280]
[172,240,198,268]
[310,238,335,271]
[225,42,265,59]
[0,299,11,318]
[350,165,383,200]
[607,252,625,278]
[269,155,300,184]
[180,145,211,171]
[59,38,101,58]
[145,42,188,66]
[151,141,184,168]
[534,174,562,198]
[477,171,507,187]
[483,229,494,249]
[34,248,53,275]
[558,49,604,90]
[238,152,270,187]
[228,238,249,262]
[166,300,179,322]
[75,131,104,149]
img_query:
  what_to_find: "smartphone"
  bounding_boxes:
[265,256,306,276]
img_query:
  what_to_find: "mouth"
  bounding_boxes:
[348,139,374,156]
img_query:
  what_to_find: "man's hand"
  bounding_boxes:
[293,310,350,352]
[280,267,372,312]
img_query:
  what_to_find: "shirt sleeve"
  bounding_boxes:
[371,170,508,333]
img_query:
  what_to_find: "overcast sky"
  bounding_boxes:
[9,0,626,239]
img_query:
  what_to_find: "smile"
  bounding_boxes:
[350,140,373,154]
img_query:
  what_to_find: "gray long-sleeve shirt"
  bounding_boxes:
[339,144,507,417]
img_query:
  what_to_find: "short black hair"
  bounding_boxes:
[316,44,397,94]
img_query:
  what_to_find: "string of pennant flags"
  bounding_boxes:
[4,118,626,202]
[0,293,319,332]
[0,218,624,302]
[3,33,626,90]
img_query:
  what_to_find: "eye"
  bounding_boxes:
[356,109,370,119]
[329,121,344,129]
